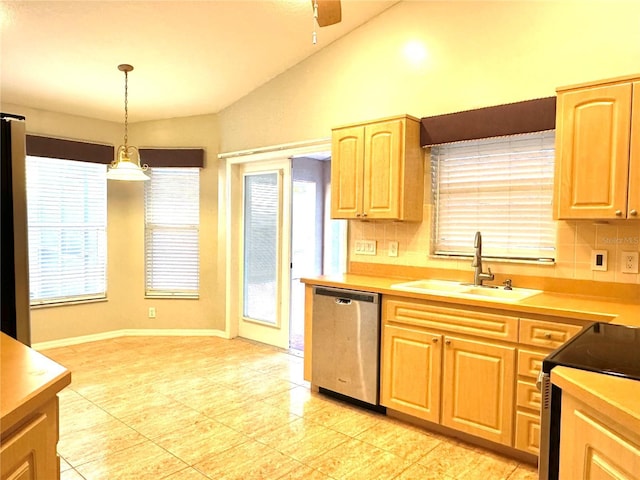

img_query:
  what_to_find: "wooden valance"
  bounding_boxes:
[26,135,114,164]
[139,148,204,168]
[420,97,556,146]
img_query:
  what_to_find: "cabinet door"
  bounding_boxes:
[331,125,364,219]
[362,119,403,219]
[380,325,442,422]
[1,413,52,480]
[441,336,515,445]
[628,82,640,218]
[555,82,633,219]
[559,394,640,479]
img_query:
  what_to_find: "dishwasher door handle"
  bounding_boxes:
[335,298,352,305]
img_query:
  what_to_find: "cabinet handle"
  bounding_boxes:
[356,213,361,217]
[630,209,638,216]
[432,337,438,343]
[445,339,452,346]
[362,212,368,217]
[544,332,552,339]
[615,210,622,216]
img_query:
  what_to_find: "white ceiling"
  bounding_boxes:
[0,0,398,123]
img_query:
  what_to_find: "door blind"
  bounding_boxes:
[431,130,556,261]
[26,156,107,304]
[144,167,200,296]
[243,172,279,324]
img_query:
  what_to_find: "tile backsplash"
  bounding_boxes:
[349,205,640,284]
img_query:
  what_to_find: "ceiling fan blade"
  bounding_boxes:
[314,0,342,27]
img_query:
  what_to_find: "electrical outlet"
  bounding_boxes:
[148,307,156,318]
[621,251,639,274]
[388,241,398,257]
[591,250,608,271]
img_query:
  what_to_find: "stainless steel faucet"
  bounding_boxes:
[472,231,494,286]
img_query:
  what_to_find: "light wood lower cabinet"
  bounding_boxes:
[381,296,589,455]
[381,325,442,422]
[514,319,584,456]
[515,410,541,455]
[559,393,640,479]
[441,336,515,445]
[0,397,60,480]
[381,297,516,446]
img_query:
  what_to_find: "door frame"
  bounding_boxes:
[234,159,291,348]
[222,140,331,348]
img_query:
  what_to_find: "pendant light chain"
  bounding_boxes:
[123,68,129,149]
[312,0,318,44]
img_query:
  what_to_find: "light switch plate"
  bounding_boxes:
[591,250,608,271]
[354,240,377,255]
[388,241,399,257]
[621,251,639,274]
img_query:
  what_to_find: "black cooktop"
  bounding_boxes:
[542,322,640,380]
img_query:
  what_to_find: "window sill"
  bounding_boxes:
[144,294,200,300]
[30,296,108,309]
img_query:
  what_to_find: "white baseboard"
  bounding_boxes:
[32,328,229,351]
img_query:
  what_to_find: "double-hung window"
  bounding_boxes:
[25,137,110,305]
[144,167,200,297]
[431,130,556,262]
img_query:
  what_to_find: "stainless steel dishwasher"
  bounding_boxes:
[311,286,381,407]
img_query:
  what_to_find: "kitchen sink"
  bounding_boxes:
[463,286,542,302]
[390,279,469,293]
[390,279,541,303]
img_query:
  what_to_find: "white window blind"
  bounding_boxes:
[144,167,200,297]
[243,172,279,324]
[431,130,556,261]
[26,156,107,305]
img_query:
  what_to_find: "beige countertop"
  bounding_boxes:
[0,332,71,434]
[301,273,640,327]
[551,366,640,433]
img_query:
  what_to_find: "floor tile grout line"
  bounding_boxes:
[49,336,538,480]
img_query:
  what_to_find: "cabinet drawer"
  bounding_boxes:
[517,349,546,378]
[384,297,518,342]
[515,410,541,455]
[519,318,584,349]
[517,379,541,411]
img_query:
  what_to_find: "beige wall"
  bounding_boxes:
[218,1,640,152]
[1,103,224,343]
[349,205,640,285]
[217,0,640,287]
[6,1,640,342]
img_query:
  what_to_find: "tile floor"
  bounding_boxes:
[40,336,539,480]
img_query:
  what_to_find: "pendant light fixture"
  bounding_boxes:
[106,64,149,181]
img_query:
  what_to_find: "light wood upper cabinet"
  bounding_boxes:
[331,115,424,221]
[554,75,640,219]
[441,335,516,446]
[629,81,640,218]
[331,125,364,218]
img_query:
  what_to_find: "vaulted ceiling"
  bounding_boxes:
[0,1,398,123]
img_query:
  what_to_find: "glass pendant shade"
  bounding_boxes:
[106,145,149,181]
